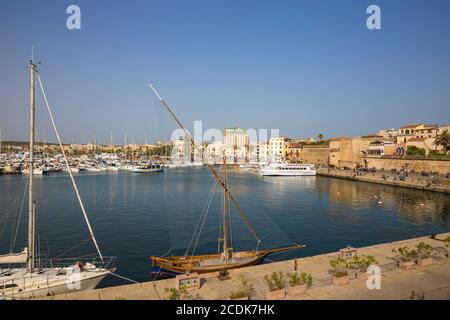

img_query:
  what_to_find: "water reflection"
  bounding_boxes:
[323,177,450,224]
[0,170,449,286]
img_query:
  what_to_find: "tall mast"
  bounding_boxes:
[28,61,36,271]
[149,84,261,245]
[222,151,229,260]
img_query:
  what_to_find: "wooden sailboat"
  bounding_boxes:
[149,84,304,275]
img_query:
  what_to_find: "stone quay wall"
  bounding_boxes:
[363,156,450,174]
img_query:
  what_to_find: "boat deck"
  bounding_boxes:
[197,256,256,267]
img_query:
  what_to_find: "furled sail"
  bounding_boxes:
[0,248,28,264]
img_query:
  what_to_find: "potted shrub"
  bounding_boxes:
[443,236,450,258]
[354,255,378,280]
[229,275,251,300]
[392,246,417,270]
[264,271,286,300]
[415,242,433,266]
[286,272,313,296]
[329,258,349,286]
[164,287,187,300]
[410,290,425,300]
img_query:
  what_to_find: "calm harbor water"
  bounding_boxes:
[1,168,449,287]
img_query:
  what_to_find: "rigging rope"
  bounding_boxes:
[149,84,261,244]
[189,182,217,262]
[150,247,174,300]
[6,178,27,269]
[217,190,223,253]
[228,197,233,252]
[0,175,25,241]
[53,238,91,260]
[110,272,140,285]
[9,177,27,253]
[37,72,104,262]
[46,238,53,269]
[184,180,218,257]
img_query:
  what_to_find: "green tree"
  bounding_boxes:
[406,145,425,156]
[317,134,324,142]
[435,129,450,150]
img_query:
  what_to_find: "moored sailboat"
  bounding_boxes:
[0,61,114,299]
[149,84,304,276]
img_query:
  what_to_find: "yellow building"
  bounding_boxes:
[286,143,303,161]
[396,124,437,144]
[269,136,291,159]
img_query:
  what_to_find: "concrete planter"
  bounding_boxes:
[399,260,415,271]
[356,271,370,280]
[332,275,349,286]
[287,284,308,296]
[265,289,285,300]
[417,257,433,267]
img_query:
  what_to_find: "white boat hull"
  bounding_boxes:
[0,267,111,300]
[22,168,48,175]
[132,168,163,173]
[260,162,316,176]
[260,169,316,176]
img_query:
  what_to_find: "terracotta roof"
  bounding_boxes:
[399,124,421,129]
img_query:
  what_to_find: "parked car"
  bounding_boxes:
[420,171,429,177]
[445,173,450,179]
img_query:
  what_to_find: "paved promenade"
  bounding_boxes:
[44,232,450,300]
[317,168,450,193]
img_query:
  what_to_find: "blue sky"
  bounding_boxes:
[0,0,449,144]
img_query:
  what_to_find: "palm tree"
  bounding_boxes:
[317,134,324,142]
[435,129,450,150]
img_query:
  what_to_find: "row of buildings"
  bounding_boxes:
[171,128,309,165]
[3,123,448,171]
[172,124,450,171]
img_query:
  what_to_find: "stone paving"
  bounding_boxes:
[43,232,450,300]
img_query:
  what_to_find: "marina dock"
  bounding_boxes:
[317,169,450,194]
[43,232,450,300]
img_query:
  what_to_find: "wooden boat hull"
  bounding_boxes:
[151,245,304,275]
[152,252,266,275]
